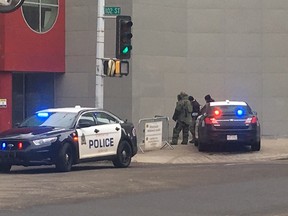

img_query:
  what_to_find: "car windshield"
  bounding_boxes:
[19,112,78,128]
[209,105,252,116]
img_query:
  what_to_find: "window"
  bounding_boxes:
[20,112,77,128]
[22,0,59,33]
[93,112,119,125]
[78,113,96,128]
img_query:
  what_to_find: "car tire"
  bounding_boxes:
[55,143,73,172]
[112,140,132,168]
[251,141,261,151]
[198,140,206,152]
[0,163,12,173]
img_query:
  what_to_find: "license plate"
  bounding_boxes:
[227,135,237,140]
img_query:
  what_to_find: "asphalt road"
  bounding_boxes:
[1,137,288,215]
[1,160,288,216]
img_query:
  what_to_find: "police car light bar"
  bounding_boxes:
[37,112,49,117]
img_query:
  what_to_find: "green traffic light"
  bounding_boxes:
[122,46,129,54]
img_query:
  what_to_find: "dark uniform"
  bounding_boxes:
[171,92,192,145]
[200,94,215,114]
[188,96,200,143]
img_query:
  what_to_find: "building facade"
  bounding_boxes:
[0,0,65,131]
[1,0,288,136]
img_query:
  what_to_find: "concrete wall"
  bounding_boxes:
[61,0,288,137]
[57,0,133,122]
[132,0,288,137]
[56,1,97,108]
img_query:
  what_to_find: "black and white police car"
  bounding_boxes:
[195,100,260,152]
[0,106,137,173]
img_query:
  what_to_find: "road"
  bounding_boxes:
[1,159,288,216]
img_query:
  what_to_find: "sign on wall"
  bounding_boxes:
[0,99,7,108]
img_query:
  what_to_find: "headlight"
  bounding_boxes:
[33,137,57,146]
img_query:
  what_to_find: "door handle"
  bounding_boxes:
[94,129,99,133]
[115,127,120,131]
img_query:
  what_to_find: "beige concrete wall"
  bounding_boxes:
[61,0,288,136]
[132,0,288,136]
[57,0,133,121]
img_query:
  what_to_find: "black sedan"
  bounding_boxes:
[0,106,137,173]
[195,100,260,152]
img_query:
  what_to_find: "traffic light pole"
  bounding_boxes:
[95,0,105,109]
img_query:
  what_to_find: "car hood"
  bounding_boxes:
[0,127,71,140]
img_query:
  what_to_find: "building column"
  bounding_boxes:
[0,72,12,132]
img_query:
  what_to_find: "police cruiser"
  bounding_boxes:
[195,100,260,152]
[0,106,137,173]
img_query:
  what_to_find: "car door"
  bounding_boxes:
[77,111,121,159]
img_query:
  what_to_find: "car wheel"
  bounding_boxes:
[112,140,132,168]
[55,143,73,172]
[198,140,206,152]
[251,141,261,151]
[0,163,12,173]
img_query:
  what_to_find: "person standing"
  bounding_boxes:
[200,94,215,114]
[188,96,200,143]
[171,92,192,145]
[204,94,215,103]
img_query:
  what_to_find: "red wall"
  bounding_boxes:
[0,73,12,131]
[0,1,65,131]
[0,0,65,72]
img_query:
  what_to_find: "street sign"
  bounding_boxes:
[104,6,121,16]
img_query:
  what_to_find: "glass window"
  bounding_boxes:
[20,112,78,128]
[209,105,252,116]
[77,113,97,128]
[22,0,59,33]
[93,112,119,125]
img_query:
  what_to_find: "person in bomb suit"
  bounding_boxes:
[171,92,193,145]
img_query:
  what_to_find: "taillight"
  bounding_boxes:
[213,108,222,117]
[18,142,23,150]
[204,117,219,126]
[245,116,258,124]
[132,127,136,137]
[251,116,258,124]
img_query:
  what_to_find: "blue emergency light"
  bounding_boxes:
[1,142,6,150]
[37,112,49,118]
[236,108,245,117]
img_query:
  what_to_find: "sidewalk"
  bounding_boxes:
[132,138,288,164]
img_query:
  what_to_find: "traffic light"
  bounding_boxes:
[116,15,133,59]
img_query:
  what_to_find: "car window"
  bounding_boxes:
[78,113,96,128]
[20,112,77,128]
[93,112,119,125]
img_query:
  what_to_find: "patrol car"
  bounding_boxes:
[0,106,137,173]
[195,100,260,152]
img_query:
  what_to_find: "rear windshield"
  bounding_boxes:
[208,105,252,116]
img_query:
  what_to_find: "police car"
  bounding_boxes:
[0,106,137,173]
[195,100,260,152]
